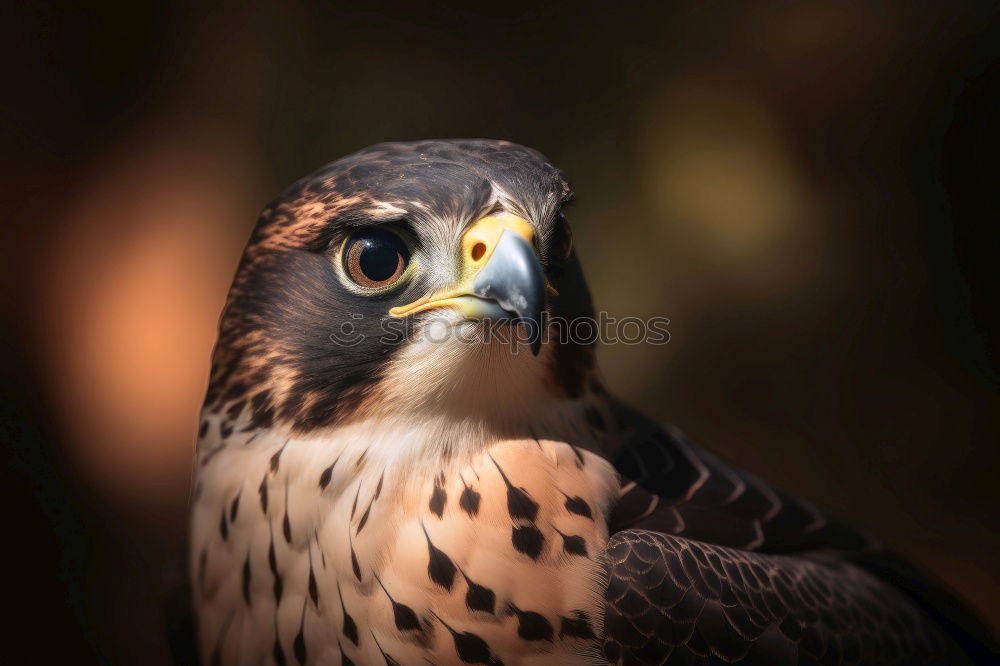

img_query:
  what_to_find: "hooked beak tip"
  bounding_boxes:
[390,217,549,355]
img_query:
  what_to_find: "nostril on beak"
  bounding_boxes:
[471,242,487,262]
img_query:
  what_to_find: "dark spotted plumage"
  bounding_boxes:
[562,494,592,519]
[273,635,286,666]
[241,553,251,606]
[200,443,224,468]
[307,552,318,605]
[491,457,539,522]
[294,603,307,665]
[337,582,359,646]
[348,533,361,581]
[554,528,588,557]
[350,486,360,520]
[269,442,286,474]
[268,529,283,605]
[258,475,268,514]
[507,604,554,642]
[229,492,240,522]
[459,483,481,517]
[461,570,496,614]
[282,490,292,542]
[356,493,375,534]
[226,399,245,421]
[376,575,422,632]
[558,612,595,640]
[435,615,503,666]
[429,481,447,517]
[188,140,996,666]
[318,457,338,489]
[511,524,544,559]
[423,523,457,590]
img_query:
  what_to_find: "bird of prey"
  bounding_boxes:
[189,139,996,665]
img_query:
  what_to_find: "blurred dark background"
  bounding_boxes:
[2,1,997,663]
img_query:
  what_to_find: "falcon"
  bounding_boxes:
[190,139,996,665]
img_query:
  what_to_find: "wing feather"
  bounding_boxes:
[603,407,997,663]
[600,530,973,665]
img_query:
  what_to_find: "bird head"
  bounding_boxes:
[205,140,598,434]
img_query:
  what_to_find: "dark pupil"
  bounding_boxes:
[358,236,400,281]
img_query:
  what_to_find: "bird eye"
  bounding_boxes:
[343,229,410,289]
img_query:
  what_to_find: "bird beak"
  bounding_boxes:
[389,213,551,355]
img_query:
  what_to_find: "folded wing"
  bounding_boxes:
[601,407,996,664]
